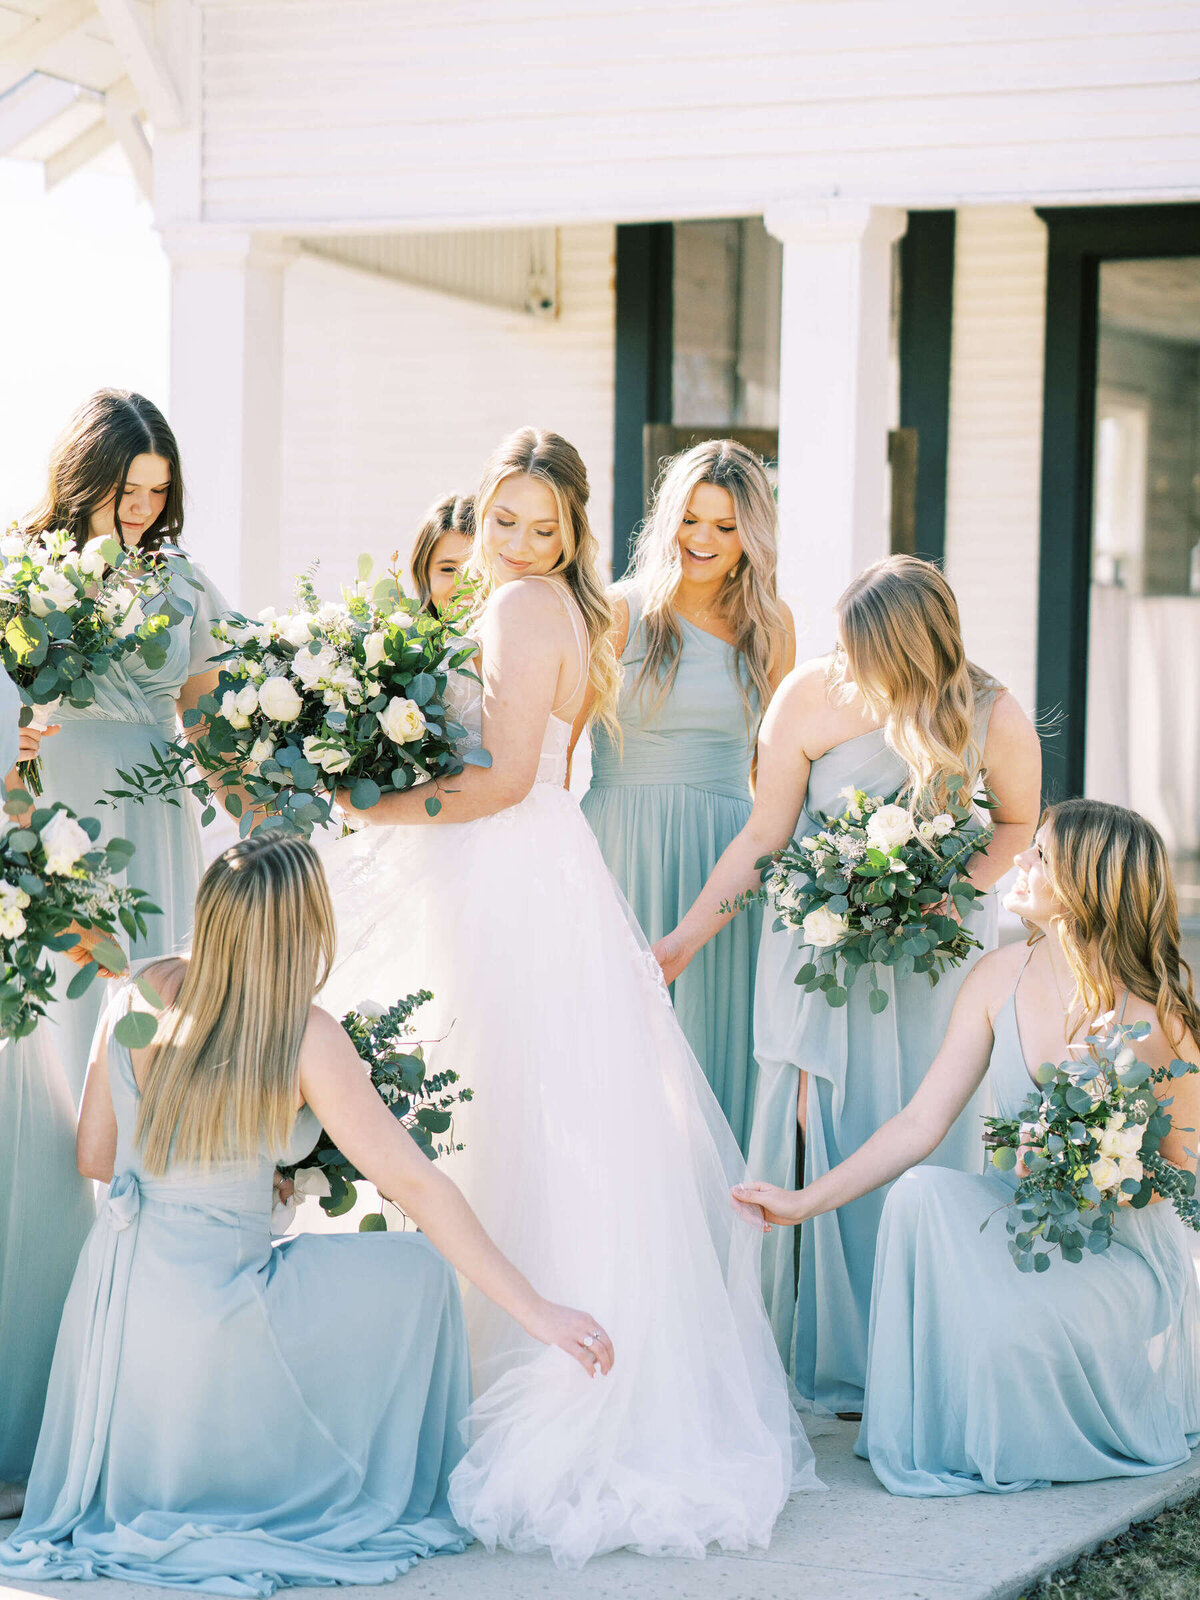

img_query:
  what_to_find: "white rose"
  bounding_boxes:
[278,613,315,649]
[774,880,806,912]
[918,820,937,844]
[929,812,956,838]
[0,530,26,560]
[1118,1155,1144,1187]
[356,998,388,1019]
[378,696,427,745]
[220,690,251,730]
[40,810,92,875]
[292,1166,332,1199]
[40,529,73,558]
[363,631,387,670]
[245,735,275,775]
[113,595,146,639]
[865,803,914,853]
[292,644,337,690]
[301,734,352,775]
[316,602,349,628]
[0,881,31,911]
[30,568,77,616]
[801,905,851,948]
[1089,1154,1121,1193]
[0,904,26,938]
[78,537,110,579]
[257,676,303,723]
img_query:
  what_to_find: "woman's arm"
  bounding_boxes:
[652,662,818,983]
[299,1009,614,1376]
[967,692,1042,893]
[735,957,1000,1226]
[340,580,568,827]
[77,1010,119,1181]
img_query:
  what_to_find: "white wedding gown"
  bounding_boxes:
[318,594,819,1567]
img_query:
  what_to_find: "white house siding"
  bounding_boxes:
[943,205,1048,716]
[194,1,1200,229]
[276,223,616,597]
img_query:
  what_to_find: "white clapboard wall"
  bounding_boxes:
[191,0,1200,227]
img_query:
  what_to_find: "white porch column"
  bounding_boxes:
[162,227,296,611]
[764,203,907,656]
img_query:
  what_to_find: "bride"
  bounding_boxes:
[319,428,818,1568]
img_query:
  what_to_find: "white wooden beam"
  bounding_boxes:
[0,0,94,74]
[104,75,152,198]
[44,114,117,187]
[0,70,86,154]
[92,0,182,130]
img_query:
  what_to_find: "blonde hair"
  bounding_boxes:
[135,835,335,1174]
[470,428,621,731]
[834,555,1001,812]
[409,492,475,614]
[626,438,788,726]
[1038,798,1200,1051]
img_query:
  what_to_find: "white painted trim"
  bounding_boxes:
[44,114,117,187]
[0,70,92,155]
[93,0,184,129]
[104,76,153,199]
[0,0,93,73]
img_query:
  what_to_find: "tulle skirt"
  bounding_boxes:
[318,781,819,1568]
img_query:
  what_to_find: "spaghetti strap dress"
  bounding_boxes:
[584,586,764,1150]
[858,965,1200,1494]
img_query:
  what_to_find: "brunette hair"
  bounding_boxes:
[409,492,475,613]
[24,389,184,552]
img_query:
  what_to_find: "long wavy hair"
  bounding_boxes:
[1036,798,1200,1050]
[470,428,621,731]
[834,555,1001,812]
[409,492,475,614]
[24,389,184,552]
[135,835,335,1173]
[625,438,788,726]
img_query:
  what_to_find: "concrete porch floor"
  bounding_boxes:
[4,1419,1199,1600]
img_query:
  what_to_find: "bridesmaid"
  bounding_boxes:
[410,492,475,615]
[737,799,1200,1495]
[22,390,229,1102]
[582,440,794,1151]
[655,555,1042,1400]
[0,834,612,1589]
[0,694,94,1517]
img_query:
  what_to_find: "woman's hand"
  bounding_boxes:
[652,929,693,986]
[731,1180,808,1228]
[525,1300,615,1378]
[18,721,58,764]
[65,923,125,978]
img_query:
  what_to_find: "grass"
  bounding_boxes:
[1025,1491,1200,1599]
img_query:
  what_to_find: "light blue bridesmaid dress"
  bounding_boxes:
[858,961,1200,1494]
[0,671,95,1485]
[40,550,227,1103]
[0,984,472,1592]
[750,696,998,1399]
[583,586,764,1150]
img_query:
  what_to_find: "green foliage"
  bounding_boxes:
[278,991,474,1219]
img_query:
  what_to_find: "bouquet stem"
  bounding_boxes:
[18,757,42,797]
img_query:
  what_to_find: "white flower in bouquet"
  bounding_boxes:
[40,811,91,875]
[301,734,352,775]
[802,905,851,948]
[114,595,147,639]
[363,631,387,670]
[1118,1154,1144,1186]
[292,1165,332,1199]
[378,695,427,744]
[77,537,111,580]
[1089,1154,1122,1194]
[292,643,338,690]
[774,878,807,912]
[246,734,276,775]
[0,879,30,939]
[39,529,74,558]
[865,803,914,853]
[316,601,349,628]
[838,785,864,819]
[278,613,315,649]
[1097,1114,1143,1162]
[30,568,78,617]
[258,676,303,723]
[220,685,259,730]
[355,998,388,1019]
[322,663,363,710]
[0,530,25,560]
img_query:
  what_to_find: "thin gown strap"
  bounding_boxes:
[536,577,589,715]
[1118,987,1132,1022]
[1008,942,1039,1009]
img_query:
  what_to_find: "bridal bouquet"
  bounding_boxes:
[108,557,487,837]
[982,1018,1199,1272]
[278,991,473,1230]
[746,784,993,1013]
[0,525,179,792]
[0,787,160,1041]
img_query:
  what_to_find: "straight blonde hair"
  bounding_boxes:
[135,835,335,1174]
[626,439,788,726]
[834,555,1001,812]
[1040,798,1200,1050]
[470,427,621,732]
